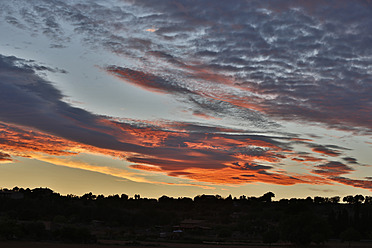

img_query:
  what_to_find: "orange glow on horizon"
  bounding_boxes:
[1,120,370,192]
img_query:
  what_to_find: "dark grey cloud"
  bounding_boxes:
[3,0,371,132]
[313,161,353,176]
[0,56,67,74]
[106,65,274,128]
[185,94,274,128]
[232,162,273,171]
[308,187,338,193]
[342,157,359,164]
[128,0,372,132]
[106,66,192,94]
[330,176,372,190]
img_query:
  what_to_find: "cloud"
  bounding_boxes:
[130,0,372,132]
[342,157,359,164]
[0,54,146,155]
[32,154,149,183]
[106,66,271,127]
[231,162,273,171]
[1,1,371,191]
[291,154,324,163]
[0,151,12,163]
[129,164,163,172]
[170,167,330,186]
[106,66,192,94]
[0,53,286,169]
[0,121,135,166]
[3,0,371,132]
[310,145,342,157]
[331,177,372,190]
[0,114,348,189]
[0,54,302,186]
[312,161,354,176]
[308,187,338,193]
[191,111,220,120]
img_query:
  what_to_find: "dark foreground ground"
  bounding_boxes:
[0,240,372,248]
[1,189,372,247]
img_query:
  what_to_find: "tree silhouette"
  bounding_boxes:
[1,186,371,245]
[121,194,129,200]
[330,196,340,204]
[343,195,365,205]
[354,195,364,204]
[343,195,354,204]
[260,192,275,202]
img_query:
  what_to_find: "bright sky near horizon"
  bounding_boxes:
[0,0,371,199]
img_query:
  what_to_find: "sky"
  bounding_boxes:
[0,0,371,199]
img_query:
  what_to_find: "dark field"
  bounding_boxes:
[1,240,372,248]
[1,189,371,247]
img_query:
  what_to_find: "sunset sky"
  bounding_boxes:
[0,0,371,199]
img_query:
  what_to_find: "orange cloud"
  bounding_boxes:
[184,136,281,153]
[0,151,12,163]
[130,157,331,187]
[32,154,151,183]
[312,147,341,157]
[0,122,79,157]
[0,122,128,160]
[145,28,157,32]
[291,158,304,162]
[32,155,216,190]
[0,120,368,191]
[161,167,330,186]
[98,118,189,147]
[129,164,163,172]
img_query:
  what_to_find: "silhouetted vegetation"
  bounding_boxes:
[0,187,371,246]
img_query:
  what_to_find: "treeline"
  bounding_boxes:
[0,187,371,245]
